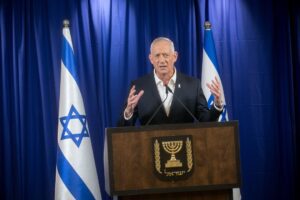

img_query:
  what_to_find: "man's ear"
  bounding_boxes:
[173,51,178,62]
[149,54,154,65]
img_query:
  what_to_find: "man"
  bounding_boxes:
[118,37,223,126]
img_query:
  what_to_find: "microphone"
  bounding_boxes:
[165,85,200,123]
[145,86,169,125]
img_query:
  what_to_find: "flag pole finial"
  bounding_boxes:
[204,21,211,29]
[63,19,70,28]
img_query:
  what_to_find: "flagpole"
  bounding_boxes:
[63,19,70,28]
[202,19,241,200]
[204,21,211,30]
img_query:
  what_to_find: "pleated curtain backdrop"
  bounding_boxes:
[0,0,298,199]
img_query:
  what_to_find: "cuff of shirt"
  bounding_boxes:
[124,111,133,120]
[214,103,224,112]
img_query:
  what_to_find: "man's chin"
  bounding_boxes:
[157,71,168,76]
[158,68,168,73]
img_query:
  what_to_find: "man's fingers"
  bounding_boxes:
[210,84,219,93]
[207,78,221,92]
[136,90,144,98]
[128,90,144,108]
[211,79,220,90]
[131,90,144,104]
[129,90,144,100]
[206,83,217,93]
[214,91,221,99]
[214,76,220,85]
[206,78,223,106]
[128,85,136,98]
[206,83,221,98]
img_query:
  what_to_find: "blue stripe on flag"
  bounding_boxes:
[204,30,219,72]
[62,37,79,83]
[57,147,95,200]
[220,106,227,122]
[207,94,214,108]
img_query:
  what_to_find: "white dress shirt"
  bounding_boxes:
[153,69,176,116]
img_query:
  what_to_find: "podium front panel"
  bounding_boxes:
[106,121,240,196]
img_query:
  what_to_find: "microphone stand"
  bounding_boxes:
[145,87,169,125]
[165,86,200,123]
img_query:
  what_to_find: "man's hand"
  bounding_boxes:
[206,76,223,108]
[124,85,144,118]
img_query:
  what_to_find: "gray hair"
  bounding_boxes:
[150,37,175,53]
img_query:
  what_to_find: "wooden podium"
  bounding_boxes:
[105,121,240,200]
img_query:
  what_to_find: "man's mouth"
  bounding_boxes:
[159,65,167,68]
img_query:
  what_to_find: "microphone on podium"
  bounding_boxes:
[145,86,169,125]
[165,85,200,123]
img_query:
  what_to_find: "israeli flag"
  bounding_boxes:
[201,21,228,122]
[55,20,101,200]
[201,21,241,200]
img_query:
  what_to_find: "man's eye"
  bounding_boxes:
[154,54,169,59]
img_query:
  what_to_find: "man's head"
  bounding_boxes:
[149,37,178,82]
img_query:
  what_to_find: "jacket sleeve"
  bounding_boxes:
[117,106,138,126]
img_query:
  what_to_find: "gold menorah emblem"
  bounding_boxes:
[162,140,183,168]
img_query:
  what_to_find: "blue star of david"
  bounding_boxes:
[60,105,89,147]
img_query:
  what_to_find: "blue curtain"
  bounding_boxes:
[0,0,298,199]
[289,0,300,198]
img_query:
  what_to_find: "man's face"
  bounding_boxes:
[149,40,178,79]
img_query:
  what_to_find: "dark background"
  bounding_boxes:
[0,0,299,199]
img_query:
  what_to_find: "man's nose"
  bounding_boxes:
[158,55,166,63]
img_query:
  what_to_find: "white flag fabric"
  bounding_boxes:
[201,24,228,121]
[201,22,241,200]
[55,21,101,200]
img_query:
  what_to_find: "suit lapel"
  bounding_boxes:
[169,73,183,117]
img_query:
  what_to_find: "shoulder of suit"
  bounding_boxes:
[132,72,200,85]
[132,73,153,85]
[177,72,200,83]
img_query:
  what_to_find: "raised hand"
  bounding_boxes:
[124,85,144,118]
[206,76,223,108]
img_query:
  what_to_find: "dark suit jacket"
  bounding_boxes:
[117,72,222,126]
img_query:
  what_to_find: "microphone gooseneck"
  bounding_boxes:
[145,86,169,126]
[165,85,200,123]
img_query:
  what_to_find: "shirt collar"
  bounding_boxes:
[153,68,177,86]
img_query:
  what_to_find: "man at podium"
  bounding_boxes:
[118,37,223,126]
